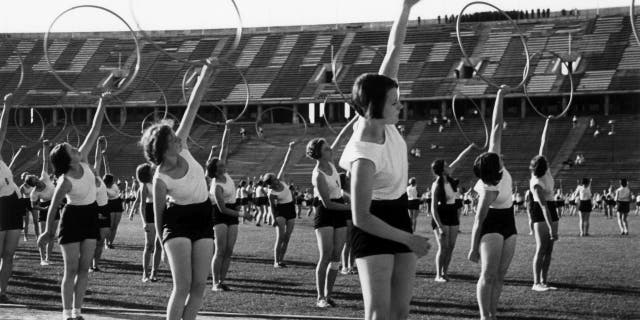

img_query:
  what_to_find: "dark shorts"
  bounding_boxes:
[239,198,248,206]
[314,198,348,229]
[58,202,100,245]
[431,203,460,229]
[312,197,321,207]
[213,203,239,226]
[255,196,268,206]
[455,199,464,210]
[351,194,412,259]
[274,202,296,221]
[464,199,472,205]
[606,199,616,206]
[143,203,155,224]
[617,201,630,214]
[531,201,559,223]
[0,193,26,231]
[480,206,517,239]
[97,204,111,229]
[555,200,565,208]
[407,199,420,210]
[569,200,576,206]
[37,200,61,222]
[578,200,592,212]
[107,198,124,213]
[162,200,214,244]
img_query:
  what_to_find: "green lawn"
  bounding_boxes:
[7,209,640,319]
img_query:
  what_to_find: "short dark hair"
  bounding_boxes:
[140,120,174,166]
[306,138,326,160]
[529,155,548,178]
[25,175,39,188]
[136,163,153,183]
[409,177,416,186]
[262,173,276,186]
[473,152,502,186]
[620,178,628,187]
[103,174,115,188]
[351,73,398,119]
[239,180,247,187]
[205,158,219,179]
[50,143,72,176]
[582,178,590,186]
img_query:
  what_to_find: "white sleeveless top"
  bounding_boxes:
[406,185,418,200]
[144,183,153,203]
[154,148,208,205]
[0,160,18,197]
[30,174,55,202]
[106,184,120,200]
[615,186,631,201]
[431,180,457,205]
[210,173,236,205]
[529,170,555,202]
[255,185,266,197]
[96,178,108,206]
[63,162,97,206]
[268,181,293,204]
[312,162,342,199]
[474,168,513,209]
[575,185,592,200]
[339,119,408,200]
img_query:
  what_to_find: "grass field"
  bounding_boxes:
[6,208,640,319]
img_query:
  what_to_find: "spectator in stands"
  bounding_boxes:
[438,15,441,24]
[571,115,578,128]
[589,118,595,128]
[240,127,246,141]
[503,121,508,130]
[258,126,264,138]
[439,125,445,133]
[338,1,430,318]
[593,127,601,138]
[415,148,421,158]
[574,178,593,236]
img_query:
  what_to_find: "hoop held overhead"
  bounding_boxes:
[456,1,531,90]
[451,93,489,150]
[44,5,141,98]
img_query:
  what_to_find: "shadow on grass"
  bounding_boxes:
[233,255,316,268]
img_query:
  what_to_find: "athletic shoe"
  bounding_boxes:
[434,276,447,283]
[277,262,288,268]
[219,283,231,291]
[326,298,337,307]
[274,262,282,269]
[149,276,159,282]
[40,260,50,266]
[142,277,150,283]
[211,283,225,292]
[542,283,558,290]
[340,268,350,275]
[256,223,261,227]
[532,284,549,292]
[316,298,331,308]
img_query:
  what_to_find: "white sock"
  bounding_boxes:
[62,309,72,319]
[71,308,81,318]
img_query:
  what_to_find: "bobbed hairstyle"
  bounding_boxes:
[351,73,398,119]
[431,159,459,205]
[262,173,276,186]
[205,158,220,179]
[103,174,115,188]
[620,178,628,187]
[473,152,503,186]
[529,155,548,178]
[25,175,40,188]
[582,178,590,186]
[306,138,327,160]
[140,120,174,166]
[136,163,153,184]
[239,180,247,187]
[50,143,72,176]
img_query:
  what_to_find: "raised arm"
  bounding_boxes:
[218,121,233,164]
[276,141,296,180]
[93,138,103,176]
[176,62,216,145]
[448,143,475,175]
[40,141,51,179]
[8,145,25,171]
[79,96,107,162]
[538,117,551,156]
[378,0,419,79]
[330,116,358,150]
[0,94,14,156]
[102,151,111,175]
[488,87,507,155]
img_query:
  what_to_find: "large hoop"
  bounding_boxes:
[456,1,531,90]
[44,5,141,98]
[632,0,640,47]
[523,50,574,120]
[181,58,251,123]
[102,95,138,139]
[0,36,25,95]
[13,107,46,144]
[129,0,243,65]
[452,93,489,150]
[254,106,308,147]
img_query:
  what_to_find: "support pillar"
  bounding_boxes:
[292,104,299,124]
[153,107,159,121]
[120,108,126,126]
[440,100,447,118]
[520,97,526,119]
[480,99,487,118]
[18,109,24,126]
[223,105,229,120]
[403,102,409,121]
[603,95,610,116]
[52,108,58,127]
[328,102,335,121]
[257,105,263,121]
[86,108,92,125]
